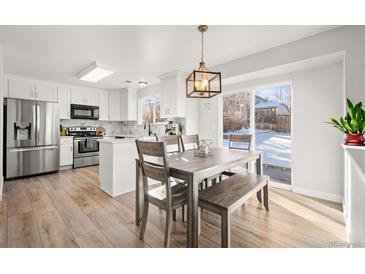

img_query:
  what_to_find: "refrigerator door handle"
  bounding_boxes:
[36,104,40,144]
[8,145,59,153]
[33,104,37,143]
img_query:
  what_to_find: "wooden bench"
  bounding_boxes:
[199,171,269,247]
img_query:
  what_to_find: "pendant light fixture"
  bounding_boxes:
[186,25,222,98]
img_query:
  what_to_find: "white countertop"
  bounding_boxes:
[100,138,136,144]
[100,135,156,144]
[342,144,365,151]
[103,134,141,138]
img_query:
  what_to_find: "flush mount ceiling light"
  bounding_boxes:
[138,81,148,87]
[78,62,114,82]
[186,25,222,99]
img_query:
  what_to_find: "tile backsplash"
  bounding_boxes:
[60,119,123,136]
[60,119,186,137]
[121,119,186,136]
[120,121,167,136]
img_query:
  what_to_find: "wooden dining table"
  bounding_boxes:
[135,147,262,248]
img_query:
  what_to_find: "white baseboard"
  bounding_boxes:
[292,186,342,203]
[269,181,292,191]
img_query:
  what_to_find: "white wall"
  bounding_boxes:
[0,46,3,200]
[291,63,344,201]
[198,62,344,202]
[198,96,221,146]
[213,26,365,104]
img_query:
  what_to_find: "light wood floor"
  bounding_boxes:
[0,166,346,248]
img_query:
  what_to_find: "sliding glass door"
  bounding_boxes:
[223,91,252,147]
[222,84,292,185]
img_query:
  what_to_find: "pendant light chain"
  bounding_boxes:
[201,30,204,63]
[186,25,221,98]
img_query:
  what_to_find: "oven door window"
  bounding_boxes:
[78,139,99,153]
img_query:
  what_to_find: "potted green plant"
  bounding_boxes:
[328,99,365,145]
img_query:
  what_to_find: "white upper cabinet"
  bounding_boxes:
[159,70,186,118]
[7,77,58,102]
[98,92,109,121]
[86,90,99,106]
[107,88,137,121]
[70,88,84,105]
[35,81,58,102]
[71,87,99,106]
[57,86,71,119]
[108,90,121,121]
[120,88,137,121]
[7,78,35,100]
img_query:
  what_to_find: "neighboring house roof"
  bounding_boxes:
[255,100,282,109]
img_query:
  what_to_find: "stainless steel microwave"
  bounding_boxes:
[70,104,99,120]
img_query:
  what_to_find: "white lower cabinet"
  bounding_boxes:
[60,137,74,167]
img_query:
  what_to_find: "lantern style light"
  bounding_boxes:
[186,25,222,98]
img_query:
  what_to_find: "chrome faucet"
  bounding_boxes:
[144,122,153,136]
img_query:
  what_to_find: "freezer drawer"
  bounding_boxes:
[6,146,60,179]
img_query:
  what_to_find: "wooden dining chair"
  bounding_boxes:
[229,134,252,151]
[157,135,182,153]
[212,134,253,185]
[157,135,189,221]
[180,134,199,151]
[135,139,187,248]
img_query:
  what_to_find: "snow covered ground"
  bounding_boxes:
[223,130,291,168]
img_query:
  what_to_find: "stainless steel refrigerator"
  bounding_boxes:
[4,98,60,179]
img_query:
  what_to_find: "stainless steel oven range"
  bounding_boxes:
[67,127,102,168]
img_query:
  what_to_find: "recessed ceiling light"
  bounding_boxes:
[124,80,132,83]
[78,62,114,82]
[138,81,148,87]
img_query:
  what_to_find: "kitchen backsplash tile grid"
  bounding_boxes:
[61,118,186,137]
[120,119,186,136]
[61,119,123,136]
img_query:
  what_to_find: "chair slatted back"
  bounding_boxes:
[135,140,170,184]
[157,135,181,153]
[180,134,199,151]
[229,134,252,150]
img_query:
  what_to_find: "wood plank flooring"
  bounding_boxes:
[0,166,346,248]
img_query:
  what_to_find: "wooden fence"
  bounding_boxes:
[255,114,290,133]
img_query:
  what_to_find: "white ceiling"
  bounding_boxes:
[0,25,339,90]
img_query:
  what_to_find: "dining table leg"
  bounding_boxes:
[187,174,199,248]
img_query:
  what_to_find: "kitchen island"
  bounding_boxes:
[99,136,155,197]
